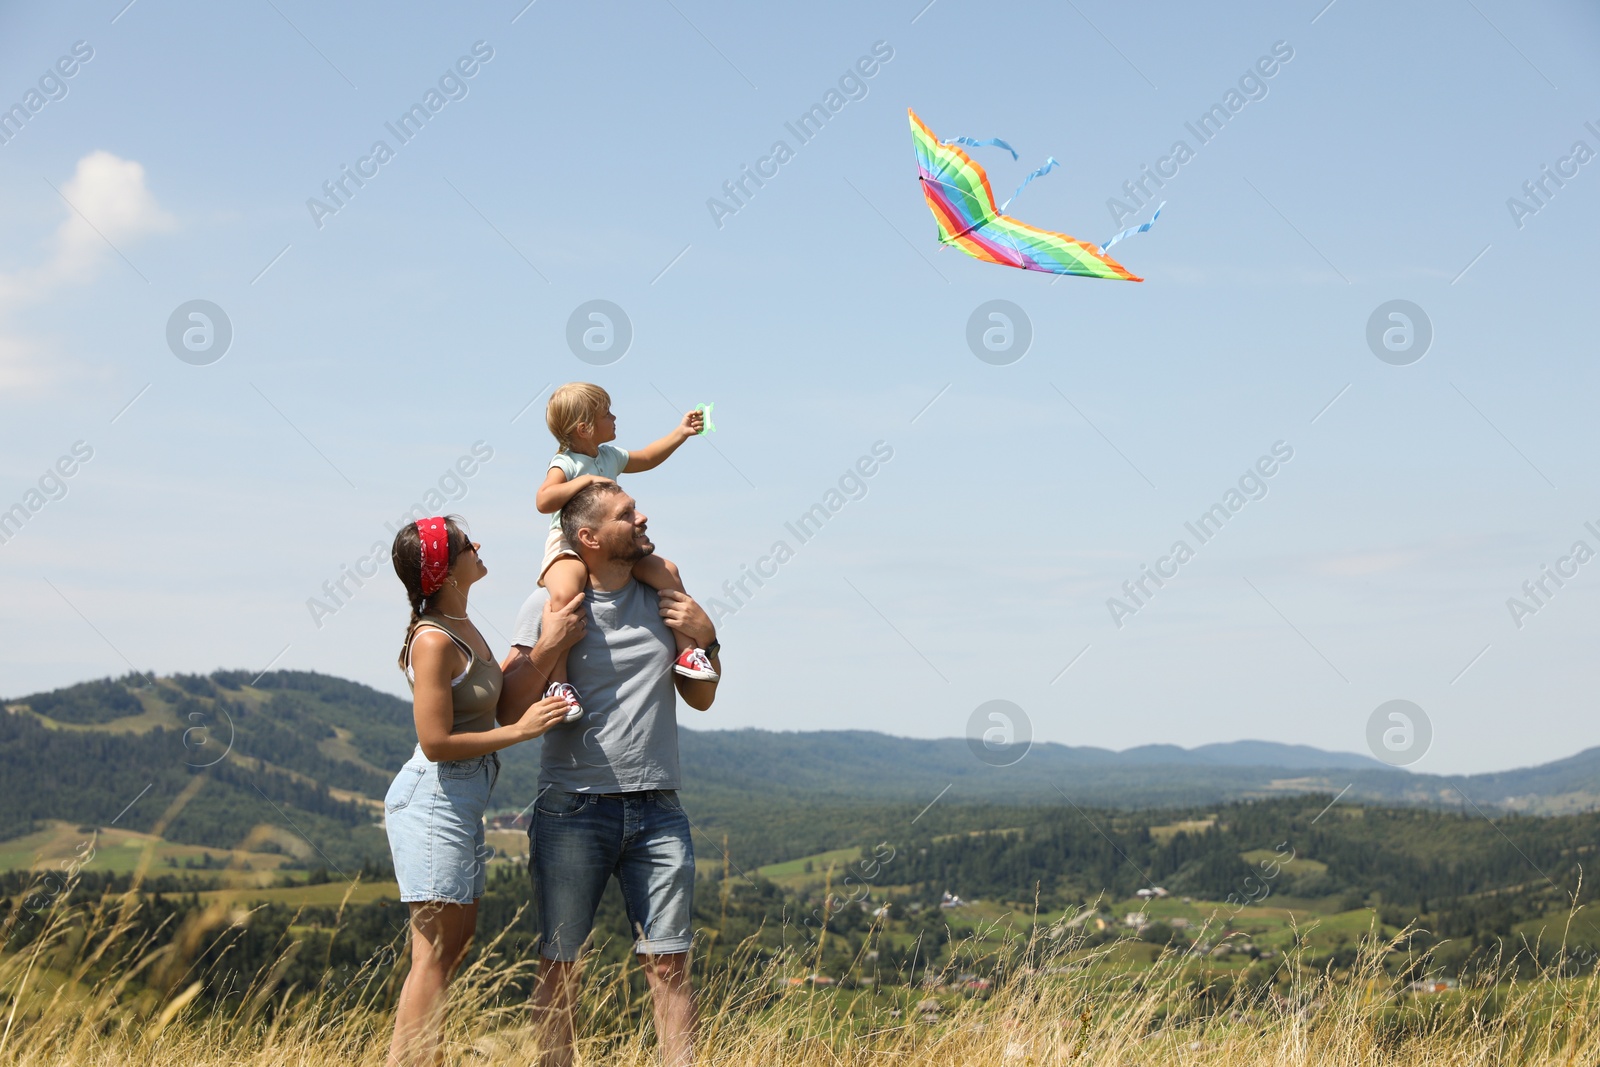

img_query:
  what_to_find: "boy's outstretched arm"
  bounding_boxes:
[623,410,702,473]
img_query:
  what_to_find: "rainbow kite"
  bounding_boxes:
[909,108,1158,281]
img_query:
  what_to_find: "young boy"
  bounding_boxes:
[536,382,718,719]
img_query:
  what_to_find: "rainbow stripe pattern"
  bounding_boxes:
[909,108,1142,281]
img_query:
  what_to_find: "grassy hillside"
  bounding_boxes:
[0,673,392,868]
[4,668,1599,879]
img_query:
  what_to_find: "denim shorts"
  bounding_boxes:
[529,789,694,960]
[385,745,499,904]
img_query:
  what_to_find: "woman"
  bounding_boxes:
[384,515,575,1067]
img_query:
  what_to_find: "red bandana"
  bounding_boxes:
[416,517,451,596]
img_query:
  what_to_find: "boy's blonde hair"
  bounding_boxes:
[546,382,611,452]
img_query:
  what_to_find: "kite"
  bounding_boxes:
[908,108,1162,281]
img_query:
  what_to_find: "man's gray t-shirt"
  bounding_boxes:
[511,579,680,792]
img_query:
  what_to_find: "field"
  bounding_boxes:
[753,847,867,891]
[4,882,1600,1067]
[3,762,1598,1065]
[750,842,1385,953]
[0,822,294,885]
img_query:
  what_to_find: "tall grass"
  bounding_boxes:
[2,884,1598,1066]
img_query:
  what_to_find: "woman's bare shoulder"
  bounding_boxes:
[409,625,461,664]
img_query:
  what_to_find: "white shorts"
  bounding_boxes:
[539,527,581,586]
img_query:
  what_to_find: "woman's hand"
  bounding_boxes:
[512,695,576,741]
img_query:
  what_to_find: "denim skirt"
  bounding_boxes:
[384,745,499,904]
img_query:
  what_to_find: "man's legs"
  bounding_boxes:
[532,944,693,1067]
[532,792,696,1065]
[529,794,621,1067]
[617,792,697,1065]
[531,958,583,1067]
[640,951,695,1067]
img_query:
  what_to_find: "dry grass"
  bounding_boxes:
[2,885,1598,1066]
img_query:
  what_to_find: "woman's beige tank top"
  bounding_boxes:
[404,617,502,734]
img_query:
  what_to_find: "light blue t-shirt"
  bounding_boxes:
[511,580,679,792]
[547,444,629,530]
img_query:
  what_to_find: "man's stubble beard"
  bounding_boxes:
[608,533,653,566]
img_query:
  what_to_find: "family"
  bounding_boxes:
[382,383,719,1067]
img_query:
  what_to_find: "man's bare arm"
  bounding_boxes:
[659,590,719,712]
[674,662,719,711]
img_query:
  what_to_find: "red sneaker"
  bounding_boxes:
[673,648,719,681]
[545,682,584,722]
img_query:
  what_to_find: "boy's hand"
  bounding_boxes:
[679,410,704,438]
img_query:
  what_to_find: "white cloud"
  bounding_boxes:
[1313,549,1424,577]
[0,333,50,390]
[0,151,173,386]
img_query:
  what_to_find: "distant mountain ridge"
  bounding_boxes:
[674,728,1600,813]
[1118,740,1385,770]
[5,671,1598,827]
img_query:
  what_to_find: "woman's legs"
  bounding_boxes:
[386,900,479,1067]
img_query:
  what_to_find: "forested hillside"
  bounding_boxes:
[0,672,394,865]
[3,669,1598,875]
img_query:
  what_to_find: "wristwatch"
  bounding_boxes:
[704,639,720,658]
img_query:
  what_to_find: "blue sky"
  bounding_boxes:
[1,0,1597,774]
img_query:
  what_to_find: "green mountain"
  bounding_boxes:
[3,669,1597,871]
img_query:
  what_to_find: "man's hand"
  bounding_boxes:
[657,589,713,648]
[664,589,720,711]
[678,409,703,439]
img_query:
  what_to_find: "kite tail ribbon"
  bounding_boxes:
[942,135,1018,160]
[1000,156,1060,212]
[1101,201,1166,252]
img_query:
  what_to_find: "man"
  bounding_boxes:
[501,481,719,1067]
